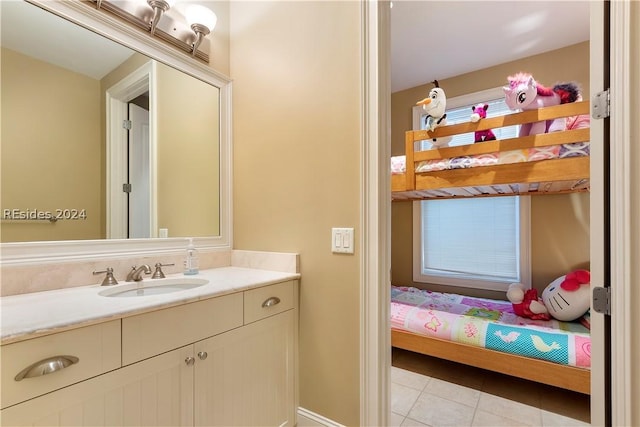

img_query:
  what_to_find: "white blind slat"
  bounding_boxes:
[421,198,520,281]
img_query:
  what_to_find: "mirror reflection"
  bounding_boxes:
[0,1,220,243]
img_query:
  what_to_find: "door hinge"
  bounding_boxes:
[122,183,132,193]
[123,119,132,130]
[592,286,611,315]
[591,89,610,119]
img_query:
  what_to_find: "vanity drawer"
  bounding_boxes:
[122,292,243,365]
[244,280,296,324]
[0,320,121,409]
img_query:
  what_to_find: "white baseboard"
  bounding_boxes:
[297,407,344,427]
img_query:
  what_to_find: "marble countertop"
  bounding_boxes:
[0,266,300,345]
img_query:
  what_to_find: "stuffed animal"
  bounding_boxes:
[541,269,591,321]
[470,103,496,143]
[416,80,452,148]
[507,269,591,322]
[503,72,580,136]
[506,283,550,320]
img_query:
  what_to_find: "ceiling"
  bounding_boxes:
[3,1,590,90]
[1,1,135,80]
[390,1,591,93]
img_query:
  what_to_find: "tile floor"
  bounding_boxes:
[391,348,590,427]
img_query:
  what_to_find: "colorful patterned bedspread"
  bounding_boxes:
[389,142,590,175]
[391,286,591,368]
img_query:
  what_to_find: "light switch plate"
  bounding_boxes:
[332,227,354,254]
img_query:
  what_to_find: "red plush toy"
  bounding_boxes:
[506,283,551,320]
[470,103,497,143]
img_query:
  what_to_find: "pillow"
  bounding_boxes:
[579,310,591,330]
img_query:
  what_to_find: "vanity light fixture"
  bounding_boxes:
[185,4,217,56]
[147,0,176,36]
[90,0,214,62]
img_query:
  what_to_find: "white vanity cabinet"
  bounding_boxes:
[0,280,298,426]
[0,344,195,426]
[0,320,122,410]
[195,307,296,426]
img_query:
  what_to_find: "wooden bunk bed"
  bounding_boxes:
[391,101,591,395]
[392,101,591,201]
[392,328,591,394]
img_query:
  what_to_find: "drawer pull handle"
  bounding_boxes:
[262,296,281,308]
[197,351,208,360]
[185,356,195,366]
[15,355,79,381]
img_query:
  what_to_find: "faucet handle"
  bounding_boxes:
[152,263,175,279]
[93,267,118,286]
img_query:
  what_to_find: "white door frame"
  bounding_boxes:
[361,1,633,425]
[608,1,634,425]
[360,2,391,426]
[106,61,157,239]
[589,1,607,425]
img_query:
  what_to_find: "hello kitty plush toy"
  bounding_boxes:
[508,269,591,322]
[541,270,591,321]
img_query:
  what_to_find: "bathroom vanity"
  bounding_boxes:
[0,268,299,426]
[1,2,299,425]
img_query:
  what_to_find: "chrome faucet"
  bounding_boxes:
[126,264,152,282]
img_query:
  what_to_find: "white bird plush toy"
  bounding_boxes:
[416,80,452,148]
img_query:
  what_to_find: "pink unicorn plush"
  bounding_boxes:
[469,103,496,143]
[503,72,580,136]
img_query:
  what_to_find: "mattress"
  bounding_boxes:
[391,285,591,368]
[390,142,590,175]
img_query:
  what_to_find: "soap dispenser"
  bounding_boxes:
[183,238,199,275]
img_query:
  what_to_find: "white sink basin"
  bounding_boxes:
[98,277,208,298]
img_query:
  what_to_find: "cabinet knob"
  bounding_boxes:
[262,296,281,308]
[197,351,208,360]
[185,356,195,366]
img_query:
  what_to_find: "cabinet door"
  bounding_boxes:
[1,345,194,427]
[195,309,296,427]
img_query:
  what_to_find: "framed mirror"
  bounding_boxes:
[0,0,231,264]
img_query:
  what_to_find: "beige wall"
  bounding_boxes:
[1,48,102,242]
[230,2,361,425]
[156,62,220,237]
[391,42,591,298]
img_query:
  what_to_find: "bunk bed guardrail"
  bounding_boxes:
[392,101,591,200]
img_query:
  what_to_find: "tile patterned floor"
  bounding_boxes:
[391,348,590,427]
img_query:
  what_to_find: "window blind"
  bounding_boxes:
[419,197,520,282]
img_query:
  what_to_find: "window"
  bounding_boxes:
[413,197,530,291]
[412,88,531,291]
[412,87,519,149]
